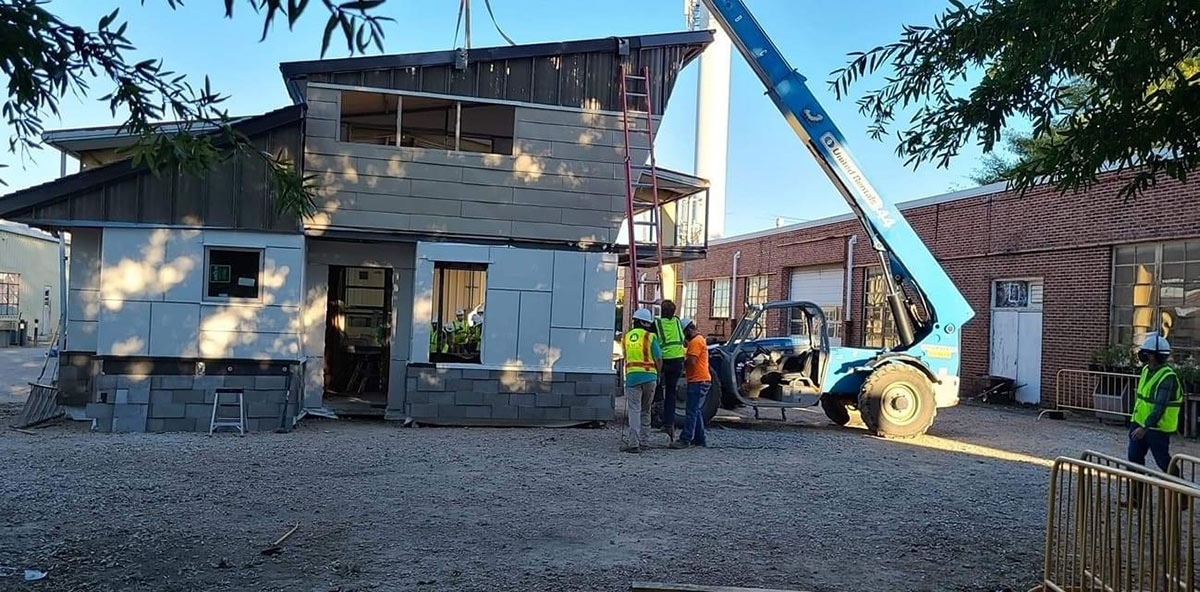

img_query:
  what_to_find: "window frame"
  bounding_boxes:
[711,278,732,319]
[745,275,769,309]
[862,266,899,349]
[429,262,488,364]
[1110,240,1200,358]
[337,88,515,156]
[680,281,699,321]
[0,272,18,317]
[203,247,264,303]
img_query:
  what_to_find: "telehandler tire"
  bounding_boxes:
[672,373,723,427]
[858,363,936,438]
[820,395,853,426]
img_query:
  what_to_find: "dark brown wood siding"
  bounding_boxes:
[16,121,303,232]
[302,44,700,116]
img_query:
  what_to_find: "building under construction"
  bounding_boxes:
[0,32,713,431]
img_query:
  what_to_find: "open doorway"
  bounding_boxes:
[429,263,486,364]
[324,266,393,414]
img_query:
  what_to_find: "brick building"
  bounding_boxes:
[674,170,1200,406]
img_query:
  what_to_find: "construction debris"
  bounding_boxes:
[0,566,48,581]
[261,524,300,555]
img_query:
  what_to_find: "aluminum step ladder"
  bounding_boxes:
[209,387,246,435]
[619,64,667,315]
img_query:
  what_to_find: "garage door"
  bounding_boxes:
[788,265,845,345]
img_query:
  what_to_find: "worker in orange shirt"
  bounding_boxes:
[671,317,710,448]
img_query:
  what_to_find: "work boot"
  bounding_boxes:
[619,445,641,454]
[669,440,690,449]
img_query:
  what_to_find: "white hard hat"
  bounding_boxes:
[455,309,465,316]
[1140,332,1171,354]
[632,308,654,324]
[680,317,695,330]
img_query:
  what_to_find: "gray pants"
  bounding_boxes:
[623,381,657,448]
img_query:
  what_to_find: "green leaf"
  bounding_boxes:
[321,15,338,56]
[340,0,386,11]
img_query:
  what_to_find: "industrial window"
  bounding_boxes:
[430,263,487,364]
[339,90,399,145]
[205,248,261,300]
[711,278,731,319]
[0,272,18,316]
[863,267,899,349]
[1112,240,1200,359]
[745,275,769,308]
[680,281,699,321]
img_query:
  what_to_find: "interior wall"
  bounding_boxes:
[95,227,304,360]
[302,239,415,412]
[411,241,616,372]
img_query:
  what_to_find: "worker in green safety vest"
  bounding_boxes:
[1127,332,1184,473]
[653,300,687,439]
[430,322,448,354]
[450,310,471,353]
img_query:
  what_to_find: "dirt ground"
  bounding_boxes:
[3,401,1198,592]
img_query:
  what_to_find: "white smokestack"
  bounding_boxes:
[687,1,731,240]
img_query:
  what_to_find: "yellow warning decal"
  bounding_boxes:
[922,345,956,359]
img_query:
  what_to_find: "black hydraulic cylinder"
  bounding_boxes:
[888,292,916,347]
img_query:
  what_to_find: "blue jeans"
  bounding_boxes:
[1128,424,1171,472]
[656,358,685,428]
[680,381,710,446]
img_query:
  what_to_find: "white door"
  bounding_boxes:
[788,265,845,346]
[989,279,1044,404]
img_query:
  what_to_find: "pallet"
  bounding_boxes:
[13,383,63,429]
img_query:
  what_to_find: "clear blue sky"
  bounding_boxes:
[2,0,985,237]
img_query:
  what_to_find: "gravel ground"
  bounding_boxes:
[0,347,51,404]
[3,401,1198,592]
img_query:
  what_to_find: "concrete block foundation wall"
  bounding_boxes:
[405,366,616,426]
[82,364,301,433]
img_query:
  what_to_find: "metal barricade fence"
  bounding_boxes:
[1171,455,1200,486]
[1080,450,1199,490]
[1043,457,1200,591]
[1041,369,1139,421]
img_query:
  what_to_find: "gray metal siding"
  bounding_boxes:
[304,86,652,246]
[0,227,62,342]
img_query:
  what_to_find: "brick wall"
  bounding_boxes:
[677,171,1200,405]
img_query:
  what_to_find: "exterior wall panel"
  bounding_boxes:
[96,227,304,360]
[303,91,650,246]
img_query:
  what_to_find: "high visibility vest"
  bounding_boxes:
[1131,365,1184,433]
[656,317,686,360]
[430,325,447,353]
[452,320,470,345]
[623,328,658,377]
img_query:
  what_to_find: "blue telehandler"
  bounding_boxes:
[683,0,976,438]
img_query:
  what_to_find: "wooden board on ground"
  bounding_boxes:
[631,582,808,592]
